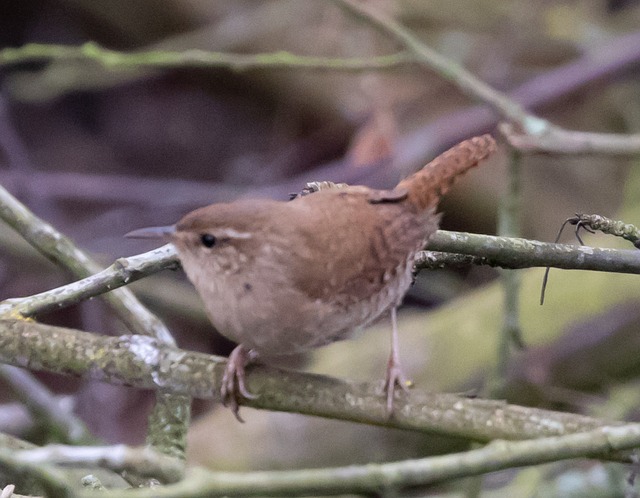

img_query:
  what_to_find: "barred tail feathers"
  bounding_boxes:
[397,135,497,212]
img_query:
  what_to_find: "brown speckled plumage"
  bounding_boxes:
[172,135,495,355]
[143,135,496,418]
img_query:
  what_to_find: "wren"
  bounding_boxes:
[127,135,497,420]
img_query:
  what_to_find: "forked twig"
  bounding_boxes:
[540,214,640,304]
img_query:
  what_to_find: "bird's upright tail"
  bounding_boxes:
[396,135,497,212]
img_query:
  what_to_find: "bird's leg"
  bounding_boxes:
[221,344,258,422]
[384,307,410,414]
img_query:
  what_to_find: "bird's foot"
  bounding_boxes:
[221,344,258,422]
[384,355,411,415]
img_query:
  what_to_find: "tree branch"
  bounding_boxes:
[0,183,173,343]
[0,183,189,461]
[423,231,640,273]
[65,423,640,497]
[2,231,638,321]
[0,42,413,72]
[0,319,628,446]
[14,445,183,485]
[334,0,546,134]
[336,0,640,155]
[500,122,640,156]
[0,244,178,318]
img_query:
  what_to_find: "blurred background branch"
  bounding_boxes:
[0,41,414,72]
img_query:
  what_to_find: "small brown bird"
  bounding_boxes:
[128,135,496,420]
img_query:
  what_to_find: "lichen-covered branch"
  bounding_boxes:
[0,319,628,446]
[423,231,640,274]
[0,244,178,318]
[0,183,189,461]
[3,231,639,323]
[0,183,173,343]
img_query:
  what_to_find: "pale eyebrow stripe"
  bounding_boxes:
[217,228,252,239]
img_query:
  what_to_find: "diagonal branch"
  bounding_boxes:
[0,183,173,344]
[0,183,189,461]
[0,244,178,318]
[335,0,546,134]
[336,0,640,155]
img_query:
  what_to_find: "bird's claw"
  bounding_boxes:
[384,356,411,415]
[220,345,258,422]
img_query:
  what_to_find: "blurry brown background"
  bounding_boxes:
[1,1,640,492]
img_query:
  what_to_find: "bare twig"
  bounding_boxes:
[0,183,174,344]
[0,366,90,444]
[335,0,547,135]
[0,245,178,318]
[500,122,640,156]
[336,0,640,155]
[14,445,184,484]
[71,424,640,497]
[423,231,640,274]
[0,42,413,72]
[0,184,189,462]
[2,231,639,321]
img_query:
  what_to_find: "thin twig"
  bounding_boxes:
[336,0,640,155]
[0,183,174,344]
[424,231,640,274]
[73,424,640,497]
[14,445,184,484]
[335,0,548,135]
[500,122,640,156]
[0,183,190,462]
[0,42,413,72]
[0,245,178,318]
[2,231,639,321]
[0,366,91,444]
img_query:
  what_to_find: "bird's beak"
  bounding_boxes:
[125,225,176,240]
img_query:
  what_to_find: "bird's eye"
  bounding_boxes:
[200,233,217,248]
